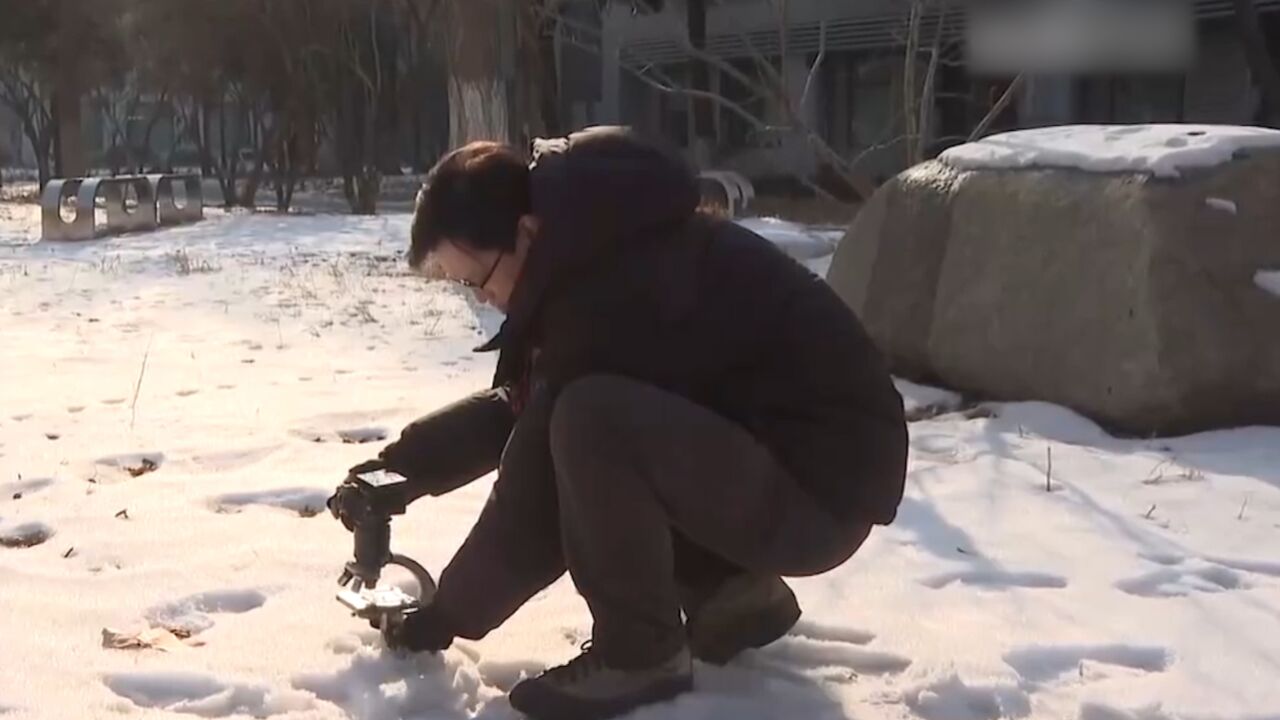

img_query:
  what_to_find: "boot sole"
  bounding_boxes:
[510,673,693,720]
[690,593,802,666]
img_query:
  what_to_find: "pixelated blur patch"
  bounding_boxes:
[966,0,1195,74]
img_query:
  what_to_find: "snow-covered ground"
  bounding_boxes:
[2,210,1279,720]
[940,124,1280,178]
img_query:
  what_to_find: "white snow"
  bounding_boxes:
[736,217,839,262]
[1256,270,1280,298]
[1,210,1279,719]
[1204,197,1237,214]
[940,124,1280,178]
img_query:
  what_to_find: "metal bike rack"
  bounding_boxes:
[148,173,204,225]
[698,170,756,218]
[40,174,206,241]
[40,178,93,242]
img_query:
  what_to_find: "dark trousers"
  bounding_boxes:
[432,374,872,667]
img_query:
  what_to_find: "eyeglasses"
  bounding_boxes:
[455,252,503,290]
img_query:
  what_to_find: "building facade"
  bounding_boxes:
[555,0,1280,188]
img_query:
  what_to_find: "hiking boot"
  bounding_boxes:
[507,643,693,720]
[682,574,801,665]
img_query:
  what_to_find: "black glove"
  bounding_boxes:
[327,459,403,532]
[381,602,455,654]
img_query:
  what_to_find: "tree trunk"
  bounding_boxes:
[53,66,85,178]
[354,82,381,215]
[1232,0,1280,125]
[903,0,923,165]
[447,1,510,146]
[199,101,213,176]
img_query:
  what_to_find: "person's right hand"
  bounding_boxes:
[381,602,455,654]
[326,459,389,531]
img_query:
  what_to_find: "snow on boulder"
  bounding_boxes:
[1258,271,1280,298]
[940,124,1280,178]
[829,124,1280,435]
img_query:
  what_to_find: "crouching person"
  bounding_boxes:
[327,126,908,720]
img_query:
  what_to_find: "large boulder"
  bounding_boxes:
[828,126,1280,435]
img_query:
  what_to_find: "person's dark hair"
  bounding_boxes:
[409,142,531,269]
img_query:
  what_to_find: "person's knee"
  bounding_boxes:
[549,374,643,481]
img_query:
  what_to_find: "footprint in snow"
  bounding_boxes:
[1078,701,1177,720]
[10,414,31,422]
[211,488,329,518]
[176,389,200,397]
[66,406,85,414]
[902,675,1031,720]
[101,398,125,406]
[789,619,876,646]
[1116,553,1280,598]
[1002,643,1170,686]
[3,477,54,500]
[1116,562,1247,598]
[745,634,912,681]
[95,452,165,479]
[290,426,388,445]
[0,521,55,549]
[919,569,1068,591]
[146,588,270,636]
[104,671,313,718]
[292,648,487,719]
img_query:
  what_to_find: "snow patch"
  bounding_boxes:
[903,675,1032,720]
[95,451,166,477]
[789,620,876,646]
[1205,197,1238,214]
[940,124,1280,178]
[212,487,330,517]
[1116,562,1249,598]
[920,569,1069,591]
[1256,271,1280,298]
[289,425,389,445]
[896,378,966,420]
[292,649,497,720]
[1003,644,1170,684]
[103,671,314,718]
[1079,702,1175,720]
[2,477,54,499]
[754,636,912,676]
[737,217,838,261]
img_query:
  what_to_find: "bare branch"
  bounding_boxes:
[969,73,1025,142]
[797,20,826,115]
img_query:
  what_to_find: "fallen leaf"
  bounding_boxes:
[101,627,197,652]
[125,459,158,478]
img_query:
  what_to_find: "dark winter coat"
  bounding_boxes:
[377,126,908,526]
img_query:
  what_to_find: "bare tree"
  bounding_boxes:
[0,70,55,187]
[0,0,119,186]
[444,0,512,146]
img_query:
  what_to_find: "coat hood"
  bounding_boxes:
[502,126,701,337]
